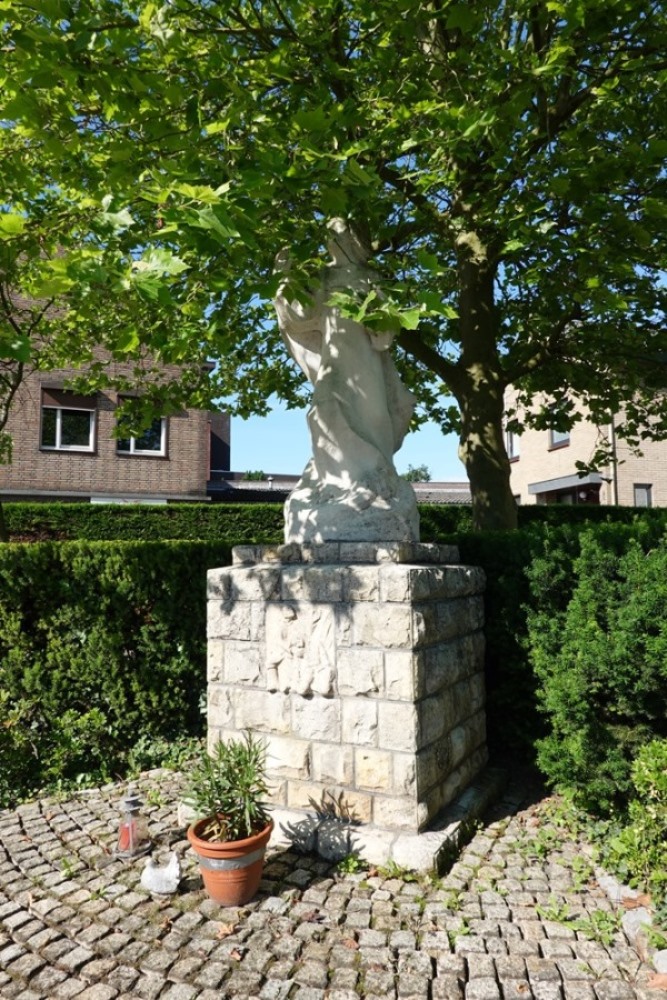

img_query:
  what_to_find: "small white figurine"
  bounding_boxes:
[140,852,181,895]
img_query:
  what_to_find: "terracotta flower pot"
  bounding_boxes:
[187,817,273,906]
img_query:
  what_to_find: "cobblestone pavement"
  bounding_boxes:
[1,769,665,1000]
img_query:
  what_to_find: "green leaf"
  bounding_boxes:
[446,5,479,31]
[194,207,240,241]
[113,327,141,352]
[0,332,31,362]
[0,213,26,238]
[398,307,422,330]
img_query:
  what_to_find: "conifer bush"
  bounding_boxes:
[527,529,667,814]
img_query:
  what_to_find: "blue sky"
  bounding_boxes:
[231,397,466,481]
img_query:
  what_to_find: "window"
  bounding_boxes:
[634,483,652,508]
[117,417,167,456]
[41,389,96,452]
[506,428,519,460]
[549,428,570,448]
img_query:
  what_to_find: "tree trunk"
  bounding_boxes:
[458,381,517,531]
[0,501,8,543]
[454,244,518,531]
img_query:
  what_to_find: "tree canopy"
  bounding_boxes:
[2,0,666,528]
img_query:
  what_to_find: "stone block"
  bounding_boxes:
[207,726,234,753]
[265,735,312,779]
[408,566,448,601]
[392,753,418,797]
[422,634,485,696]
[231,544,263,565]
[354,748,393,792]
[351,827,395,866]
[410,565,485,601]
[207,686,234,728]
[412,604,437,646]
[292,696,341,742]
[270,808,318,852]
[378,564,412,602]
[435,745,488,813]
[449,711,486,769]
[301,542,341,563]
[469,672,486,713]
[225,642,263,686]
[392,826,459,872]
[442,596,484,636]
[431,597,484,642]
[342,699,378,746]
[207,569,231,600]
[266,777,288,806]
[372,794,425,832]
[337,649,383,698]
[414,740,451,795]
[266,604,335,696]
[377,702,419,752]
[286,782,372,824]
[316,819,353,861]
[206,639,224,682]
[340,541,383,563]
[230,566,282,601]
[311,744,354,786]
[281,565,344,602]
[384,650,416,701]
[352,603,413,648]
[234,689,291,734]
[344,565,380,602]
[207,601,254,641]
[419,694,453,747]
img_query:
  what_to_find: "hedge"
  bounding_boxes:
[2,501,285,543]
[4,501,667,815]
[526,523,667,813]
[0,539,231,804]
[8,499,667,544]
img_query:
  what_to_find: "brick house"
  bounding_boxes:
[506,387,667,507]
[0,361,230,503]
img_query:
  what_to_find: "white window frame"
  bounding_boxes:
[633,483,652,508]
[549,427,570,448]
[41,403,96,452]
[506,428,519,460]
[117,417,167,457]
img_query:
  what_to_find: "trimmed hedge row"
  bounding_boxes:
[2,502,284,543]
[3,502,667,817]
[8,499,667,544]
[0,539,231,805]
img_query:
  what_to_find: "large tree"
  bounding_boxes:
[3,0,666,529]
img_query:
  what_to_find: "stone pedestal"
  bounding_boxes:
[207,541,488,869]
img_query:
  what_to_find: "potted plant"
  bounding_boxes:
[185,731,273,905]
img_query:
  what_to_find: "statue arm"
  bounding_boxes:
[274,285,323,385]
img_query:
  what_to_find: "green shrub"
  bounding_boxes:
[592,739,667,911]
[528,530,667,814]
[0,539,231,803]
[2,502,284,543]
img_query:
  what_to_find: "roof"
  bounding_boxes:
[208,476,472,504]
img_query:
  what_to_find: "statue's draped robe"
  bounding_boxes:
[275,223,419,543]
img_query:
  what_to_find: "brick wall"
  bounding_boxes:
[506,387,667,507]
[0,361,214,500]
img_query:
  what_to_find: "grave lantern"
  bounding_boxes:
[116,786,151,859]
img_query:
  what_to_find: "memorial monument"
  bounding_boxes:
[206,221,490,869]
[274,219,419,544]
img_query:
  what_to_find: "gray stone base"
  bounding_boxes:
[269,766,507,872]
[207,541,489,859]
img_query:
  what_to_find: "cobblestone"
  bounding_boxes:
[0,769,664,1000]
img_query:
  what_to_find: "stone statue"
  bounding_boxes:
[274,219,419,543]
